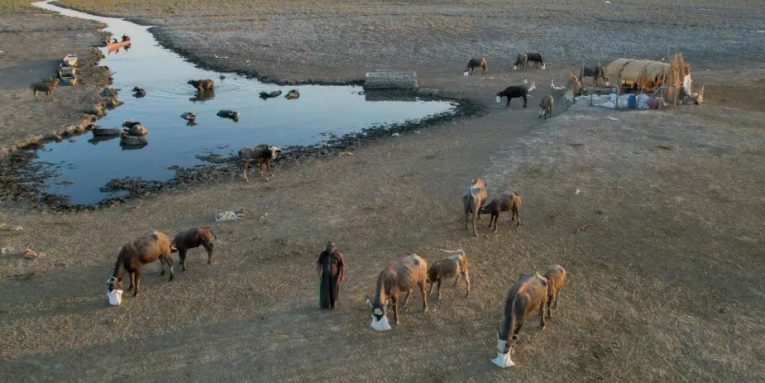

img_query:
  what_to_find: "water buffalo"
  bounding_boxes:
[172,227,217,271]
[285,89,300,99]
[427,249,470,300]
[465,57,488,75]
[526,53,545,69]
[180,112,196,125]
[513,54,528,70]
[107,230,176,297]
[496,82,535,108]
[366,254,429,330]
[463,177,488,236]
[492,272,548,367]
[188,79,214,92]
[217,110,239,122]
[260,90,282,99]
[32,78,59,100]
[539,95,553,119]
[238,144,281,182]
[543,265,567,319]
[581,64,607,87]
[480,191,522,232]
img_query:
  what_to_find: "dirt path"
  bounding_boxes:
[0,1,764,382]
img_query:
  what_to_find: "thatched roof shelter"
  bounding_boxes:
[605,58,671,90]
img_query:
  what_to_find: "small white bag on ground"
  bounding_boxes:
[370,314,392,331]
[496,96,501,104]
[463,71,469,77]
[107,289,123,306]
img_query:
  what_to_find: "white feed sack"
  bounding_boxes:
[107,289,123,306]
[491,351,515,368]
[463,71,469,77]
[370,314,392,331]
[496,96,501,104]
[491,338,515,368]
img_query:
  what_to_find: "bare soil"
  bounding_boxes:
[1,1,764,382]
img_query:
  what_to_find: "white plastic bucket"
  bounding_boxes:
[107,289,123,306]
[463,71,469,77]
[496,96,501,104]
[370,314,391,331]
[491,351,515,368]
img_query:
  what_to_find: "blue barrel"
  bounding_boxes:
[627,94,638,109]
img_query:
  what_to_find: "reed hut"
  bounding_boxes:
[604,58,670,91]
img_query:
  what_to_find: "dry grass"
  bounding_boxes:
[0,1,764,381]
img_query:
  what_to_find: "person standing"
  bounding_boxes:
[316,241,345,310]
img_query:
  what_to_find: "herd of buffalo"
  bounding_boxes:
[98,52,578,368]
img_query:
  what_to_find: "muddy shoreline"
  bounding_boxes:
[8,92,480,211]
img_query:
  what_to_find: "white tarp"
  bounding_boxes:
[575,93,651,109]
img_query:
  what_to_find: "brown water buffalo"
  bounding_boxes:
[465,57,488,75]
[463,177,488,236]
[238,144,282,181]
[107,230,176,297]
[427,249,470,300]
[188,79,214,92]
[32,78,59,100]
[172,227,217,271]
[539,95,554,119]
[366,254,429,329]
[480,191,522,232]
[543,265,567,319]
[495,272,548,354]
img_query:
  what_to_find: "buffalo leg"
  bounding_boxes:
[506,97,511,108]
[242,161,250,182]
[133,270,142,297]
[523,96,527,108]
[463,270,471,297]
[554,291,560,309]
[472,212,479,236]
[128,272,135,292]
[436,280,442,301]
[401,289,412,310]
[179,249,187,271]
[546,295,553,319]
[418,281,429,313]
[464,203,470,230]
[539,302,546,329]
[164,255,175,282]
[512,206,521,226]
[427,281,434,296]
[391,296,399,325]
[203,242,214,265]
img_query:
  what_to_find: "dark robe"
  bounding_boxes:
[317,250,345,309]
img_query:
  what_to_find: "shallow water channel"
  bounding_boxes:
[29,1,457,205]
